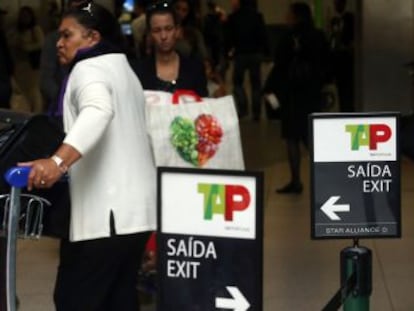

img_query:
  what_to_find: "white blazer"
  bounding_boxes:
[63,53,156,242]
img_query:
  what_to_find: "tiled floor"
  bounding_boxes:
[13,119,414,310]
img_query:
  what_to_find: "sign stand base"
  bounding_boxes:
[340,239,372,311]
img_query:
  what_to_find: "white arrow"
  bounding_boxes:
[215,286,250,311]
[320,196,350,221]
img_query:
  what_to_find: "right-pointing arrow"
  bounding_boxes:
[215,286,250,311]
[320,196,350,221]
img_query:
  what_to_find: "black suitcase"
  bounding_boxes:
[0,109,70,239]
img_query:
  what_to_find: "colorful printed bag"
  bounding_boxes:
[145,90,244,170]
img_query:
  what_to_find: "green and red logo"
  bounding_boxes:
[345,124,392,150]
[198,183,251,221]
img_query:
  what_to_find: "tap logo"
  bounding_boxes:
[345,124,392,151]
[198,183,251,221]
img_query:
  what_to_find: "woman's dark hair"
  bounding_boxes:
[146,0,179,29]
[62,1,123,48]
[290,2,314,28]
[17,6,37,32]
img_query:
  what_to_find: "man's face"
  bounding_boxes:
[149,13,178,54]
[56,16,99,65]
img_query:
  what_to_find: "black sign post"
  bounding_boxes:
[311,113,401,239]
[157,167,263,311]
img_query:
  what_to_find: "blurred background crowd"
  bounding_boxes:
[0,0,357,118]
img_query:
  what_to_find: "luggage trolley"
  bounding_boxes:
[0,167,50,311]
[0,111,70,311]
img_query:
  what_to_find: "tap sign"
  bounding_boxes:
[310,113,401,239]
[157,167,263,310]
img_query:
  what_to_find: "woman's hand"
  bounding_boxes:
[18,158,64,191]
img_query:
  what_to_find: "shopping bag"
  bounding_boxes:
[145,89,245,170]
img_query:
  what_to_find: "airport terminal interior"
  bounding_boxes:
[1,0,414,310]
[13,123,414,311]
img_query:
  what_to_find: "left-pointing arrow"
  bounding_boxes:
[215,286,250,311]
[320,196,350,221]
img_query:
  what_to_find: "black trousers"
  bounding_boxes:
[232,53,262,119]
[54,229,151,311]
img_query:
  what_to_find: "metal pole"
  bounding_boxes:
[340,244,372,311]
[6,187,20,311]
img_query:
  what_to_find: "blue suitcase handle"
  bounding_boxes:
[4,167,31,188]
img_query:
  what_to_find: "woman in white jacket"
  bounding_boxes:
[19,2,156,310]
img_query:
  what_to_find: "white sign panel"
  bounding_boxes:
[313,117,397,162]
[161,172,256,239]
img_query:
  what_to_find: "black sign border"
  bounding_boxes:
[309,112,401,240]
[156,166,264,310]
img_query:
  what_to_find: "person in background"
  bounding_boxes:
[205,58,226,98]
[19,2,156,310]
[202,1,224,71]
[264,2,329,194]
[12,6,45,113]
[0,9,13,109]
[329,0,355,112]
[131,0,147,59]
[134,0,208,96]
[173,0,208,61]
[16,6,45,70]
[43,0,61,33]
[225,0,268,120]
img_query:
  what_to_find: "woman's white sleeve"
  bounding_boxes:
[63,82,114,155]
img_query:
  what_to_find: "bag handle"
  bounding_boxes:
[172,89,202,104]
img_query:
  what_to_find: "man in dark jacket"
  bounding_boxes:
[225,0,268,120]
[263,2,330,194]
[329,0,355,112]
